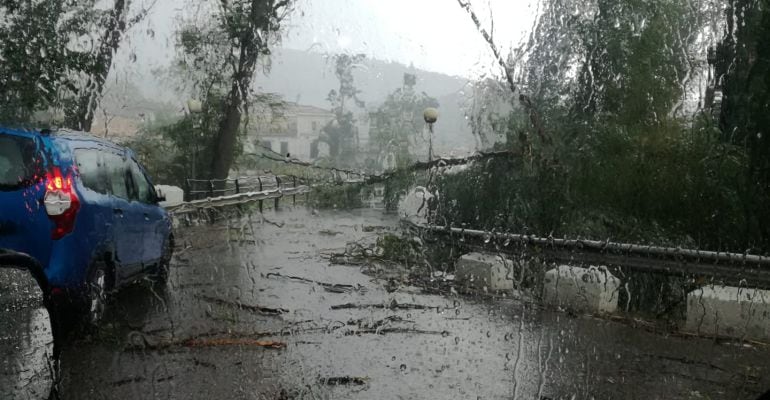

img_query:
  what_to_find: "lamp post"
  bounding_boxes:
[423,107,438,162]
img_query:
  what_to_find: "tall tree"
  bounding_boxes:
[319,53,366,165]
[369,73,438,169]
[0,0,154,129]
[0,1,71,124]
[712,0,770,245]
[175,0,293,181]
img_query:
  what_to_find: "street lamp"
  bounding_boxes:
[187,99,203,114]
[423,107,438,161]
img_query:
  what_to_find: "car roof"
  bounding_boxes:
[0,126,40,139]
[0,125,134,159]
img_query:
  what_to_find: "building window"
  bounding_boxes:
[280,141,289,155]
[312,121,318,132]
[261,140,272,151]
[310,141,319,158]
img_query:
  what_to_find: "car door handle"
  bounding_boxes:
[143,213,150,221]
[113,208,124,217]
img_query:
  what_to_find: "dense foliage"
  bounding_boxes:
[318,54,366,166]
[0,0,152,129]
[436,0,770,253]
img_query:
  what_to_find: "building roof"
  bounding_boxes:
[284,103,332,115]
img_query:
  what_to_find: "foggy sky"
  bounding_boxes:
[114,0,535,100]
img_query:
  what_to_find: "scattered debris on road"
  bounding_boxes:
[264,272,366,293]
[331,299,440,311]
[319,376,369,386]
[182,338,286,349]
[111,375,174,387]
[195,294,289,315]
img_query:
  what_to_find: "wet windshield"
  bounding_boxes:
[1,0,770,399]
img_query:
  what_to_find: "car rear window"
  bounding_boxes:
[0,134,43,191]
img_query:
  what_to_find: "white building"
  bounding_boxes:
[248,103,334,161]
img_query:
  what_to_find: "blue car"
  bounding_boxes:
[0,127,173,325]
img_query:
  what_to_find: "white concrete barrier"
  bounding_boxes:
[455,252,514,291]
[155,185,184,208]
[685,286,770,340]
[542,265,620,314]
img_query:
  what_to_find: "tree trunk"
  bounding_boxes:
[67,0,129,132]
[207,0,270,182]
[209,83,243,181]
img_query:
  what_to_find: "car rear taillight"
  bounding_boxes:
[44,167,80,239]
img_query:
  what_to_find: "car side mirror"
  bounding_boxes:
[155,187,167,203]
[154,185,183,207]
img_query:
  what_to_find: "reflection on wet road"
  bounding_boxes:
[47,208,770,399]
[0,269,55,400]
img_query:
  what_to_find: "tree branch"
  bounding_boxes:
[456,0,516,94]
[249,143,520,184]
[126,0,158,29]
[457,0,551,145]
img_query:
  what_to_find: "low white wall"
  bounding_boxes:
[686,285,770,340]
[542,265,620,314]
[455,252,514,291]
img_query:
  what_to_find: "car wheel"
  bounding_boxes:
[85,261,109,327]
[153,235,174,286]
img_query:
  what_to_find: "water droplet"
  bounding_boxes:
[392,356,396,361]
[399,364,407,371]
[454,336,460,345]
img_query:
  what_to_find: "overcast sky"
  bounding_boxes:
[281,0,536,77]
[122,0,536,78]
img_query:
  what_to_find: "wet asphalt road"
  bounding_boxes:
[8,207,770,399]
[0,268,55,400]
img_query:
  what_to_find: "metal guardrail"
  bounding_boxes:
[171,174,311,215]
[409,223,770,285]
[176,173,770,283]
[184,175,306,201]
